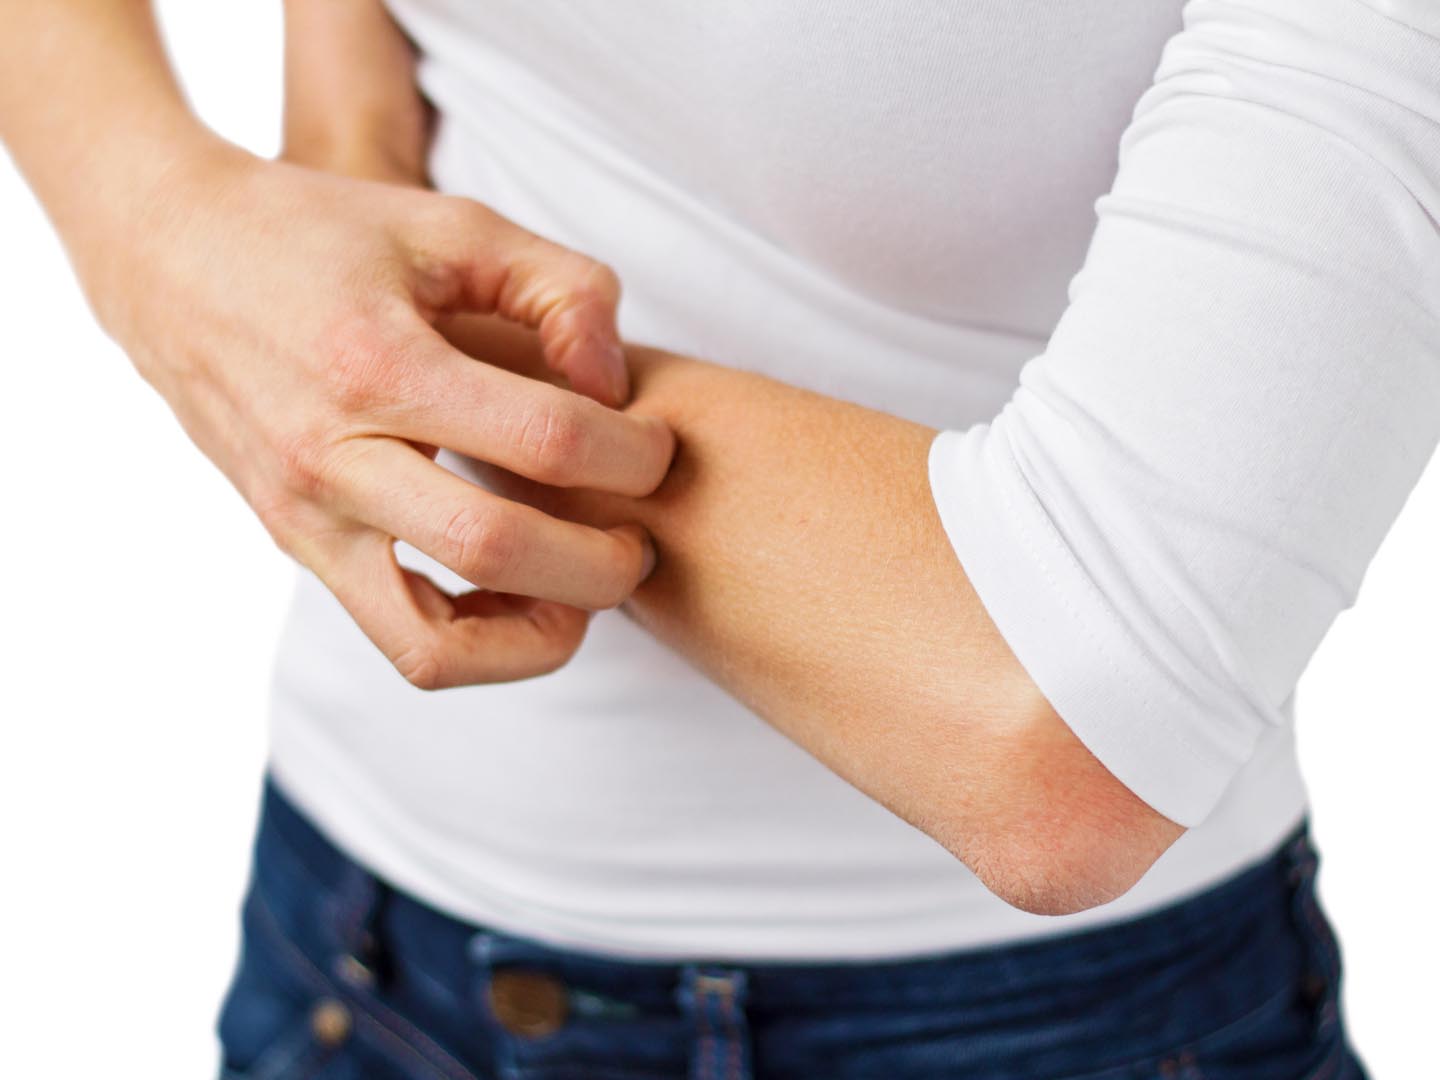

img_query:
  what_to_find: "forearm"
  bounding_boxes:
[586,0,1440,892]
[4,5,662,693]
[458,329,1182,913]
[623,356,1180,912]
[281,0,429,184]
[0,1,221,309]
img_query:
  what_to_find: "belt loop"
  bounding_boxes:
[678,965,753,1080]
[466,929,498,1016]
[328,863,389,991]
[467,930,496,972]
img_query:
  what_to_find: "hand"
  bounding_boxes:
[92,144,674,688]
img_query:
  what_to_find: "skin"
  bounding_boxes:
[1,0,1184,914]
[0,0,674,686]
[451,324,1186,915]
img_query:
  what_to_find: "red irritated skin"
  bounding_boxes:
[442,314,1187,917]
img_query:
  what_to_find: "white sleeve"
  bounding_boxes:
[928,0,1440,827]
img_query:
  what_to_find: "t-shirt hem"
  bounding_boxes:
[927,425,1255,827]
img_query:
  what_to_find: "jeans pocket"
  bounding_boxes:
[1142,843,1361,1080]
[217,899,353,1080]
[220,997,428,1080]
[218,976,347,1080]
[217,891,448,1080]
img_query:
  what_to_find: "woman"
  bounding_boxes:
[4,1,1435,1076]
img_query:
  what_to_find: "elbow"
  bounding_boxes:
[960,820,1180,917]
[933,710,1188,917]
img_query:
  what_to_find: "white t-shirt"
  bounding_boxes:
[268,0,1440,959]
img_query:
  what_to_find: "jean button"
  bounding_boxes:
[310,998,352,1047]
[488,970,569,1038]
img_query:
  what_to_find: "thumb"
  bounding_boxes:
[410,197,629,406]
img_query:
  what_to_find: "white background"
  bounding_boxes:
[2,3,1436,1076]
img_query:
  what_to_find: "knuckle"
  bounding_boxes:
[446,194,487,222]
[515,402,589,485]
[537,254,619,330]
[441,506,516,583]
[319,318,409,415]
[275,430,335,500]
[575,258,621,307]
[431,195,491,238]
[529,609,590,674]
[393,641,448,691]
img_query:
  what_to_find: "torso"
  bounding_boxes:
[267,0,1309,959]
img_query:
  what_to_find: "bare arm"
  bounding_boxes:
[280,0,430,184]
[0,1,673,689]
[0,1,207,311]
[217,0,1440,918]
[269,5,1181,915]
[443,323,1184,917]
[604,357,1182,916]
[448,0,1440,912]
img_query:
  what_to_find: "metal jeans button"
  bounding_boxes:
[310,998,353,1047]
[488,969,569,1038]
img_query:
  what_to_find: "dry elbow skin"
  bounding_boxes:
[934,704,1186,917]
[964,819,1181,918]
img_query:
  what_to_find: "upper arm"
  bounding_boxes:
[930,0,1440,837]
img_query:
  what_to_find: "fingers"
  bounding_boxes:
[330,436,656,610]
[380,325,673,496]
[433,312,554,383]
[411,200,628,405]
[312,530,593,688]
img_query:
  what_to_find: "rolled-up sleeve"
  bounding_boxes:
[928,0,1440,826]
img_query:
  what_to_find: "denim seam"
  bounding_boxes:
[719,984,741,1080]
[251,884,482,1080]
[332,869,378,959]
[696,983,715,1080]
[406,951,467,1006]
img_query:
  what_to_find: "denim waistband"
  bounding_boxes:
[251,777,1315,1020]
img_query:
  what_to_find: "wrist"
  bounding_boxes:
[281,128,427,186]
[77,134,258,343]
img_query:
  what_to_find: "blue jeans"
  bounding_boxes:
[218,780,1367,1079]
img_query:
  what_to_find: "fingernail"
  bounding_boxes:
[639,537,658,582]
